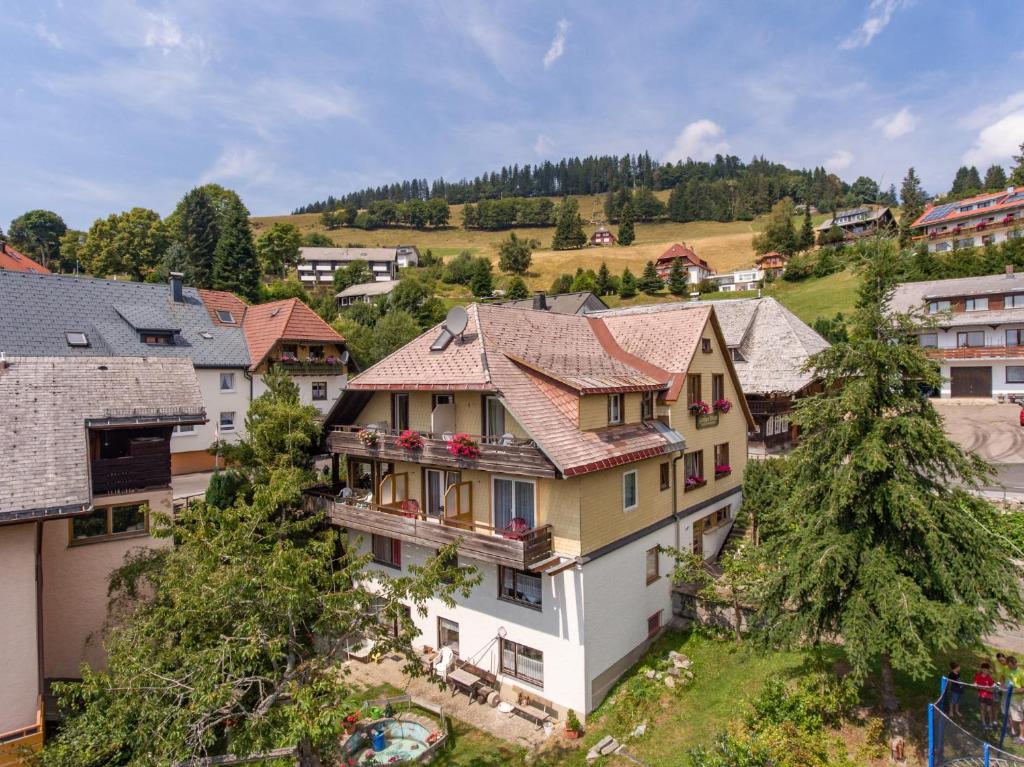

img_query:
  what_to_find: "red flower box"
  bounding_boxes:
[447,433,480,459]
[712,398,732,413]
[395,429,424,450]
[688,400,711,416]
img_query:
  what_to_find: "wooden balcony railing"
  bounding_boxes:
[0,695,44,765]
[91,453,171,496]
[923,344,1024,360]
[274,359,346,376]
[304,487,553,570]
[914,215,1021,241]
[326,426,557,478]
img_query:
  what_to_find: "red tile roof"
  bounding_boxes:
[654,242,709,270]
[197,288,248,326]
[911,188,1024,229]
[239,298,346,371]
[0,242,50,274]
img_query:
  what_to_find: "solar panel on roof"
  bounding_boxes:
[1006,192,1024,204]
[919,203,957,224]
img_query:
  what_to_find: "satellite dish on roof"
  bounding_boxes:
[445,306,468,336]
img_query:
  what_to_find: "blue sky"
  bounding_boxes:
[2,0,1023,230]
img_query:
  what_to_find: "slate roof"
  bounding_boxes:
[336,280,400,299]
[497,291,609,315]
[593,298,829,397]
[0,356,204,523]
[0,271,251,368]
[242,298,347,370]
[0,242,50,273]
[816,206,891,231]
[891,273,1024,311]
[300,246,401,263]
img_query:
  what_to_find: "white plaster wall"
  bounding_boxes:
[349,534,588,714]
[254,373,347,416]
[0,523,40,733]
[41,489,173,680]
[937,361,1024,399]
[171,367,248,454]
[676,490,743,557]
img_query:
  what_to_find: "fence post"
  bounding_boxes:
[928,703,935,767]
[1000,682,1014,748]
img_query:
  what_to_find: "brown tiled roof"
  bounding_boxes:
[655,242,709,270]
[197,288,248,326]
[241,298,347,371]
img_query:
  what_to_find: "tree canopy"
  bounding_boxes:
[256,223,302,277]
[8,209,67,268]
[80,208,168,280]
[497,231,537,275]
[551,197,587,250]
[212,198,261,301]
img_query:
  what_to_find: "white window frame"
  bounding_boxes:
[623,469,638,512]
[965,297,989,312]
[220,372,236,392]
[1007,295,1024,309]
[216,309,236,324]
[928,300,951,314]
[173,423,197,437]
[491,475,536,530]
[608,393,623,425]
[918,333,938,349]
[312,381,328,401]
[219,411,236,432]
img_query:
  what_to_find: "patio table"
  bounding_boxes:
[447,667,483,701]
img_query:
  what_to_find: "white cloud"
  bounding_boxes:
[534,134,553,156]
[543,19,569,69]
[825,149,855,171]
[841,0,908,50]
[248,79,357,122]
[959,90,1024,131]
[663,120,729,162]
[873,107,916,139]
[963,110,1024,167]
[200,146,276,186]
[35,23,63,49]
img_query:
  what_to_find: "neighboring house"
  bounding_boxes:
[242,298,349,413]
[654,243,714,284]
[891,268,1024,399]
[589,226,616,246]
[910,187,1024,253]
[498,291,609,315]
[815,206,895,243]
[754,252,789,278]
[593,299,829,453]
[0,356,203,750]
[336,279,400,307]
[297,246,420,285]
[311,302,753,716]
[0,240,49,274]
[710,268,763,293]
[0,271,349,474]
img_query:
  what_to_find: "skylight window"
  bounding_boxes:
[66,332,89,347]
[199,331,213,339]
[216,310,236,324]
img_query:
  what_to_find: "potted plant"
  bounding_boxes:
[343,712,360,735]
[715,464,731,478]
[447,433,481,459]
[357,428,379,448]
[685,475,705,490]
[396,429,424,450]
[564,709,583,739]
[688,400,710,416]
[712,398,732,413]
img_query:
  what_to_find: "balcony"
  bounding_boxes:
[915,215,1020,241]
[326,426,557,478]
[275,358,346,376]
[304,487,553,570]
[90,436,171,495]
[922,343,1024,360]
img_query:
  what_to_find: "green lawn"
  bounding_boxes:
[767,269,860,325]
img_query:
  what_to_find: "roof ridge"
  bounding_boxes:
[473,303,492,384]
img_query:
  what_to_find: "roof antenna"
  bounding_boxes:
[430,306,469,352]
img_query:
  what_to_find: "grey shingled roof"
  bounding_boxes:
[335,279,400,299]
[816,206,891,231]
[499,292,609,315]
[300,246,400,263]
[0,271,250,368]
[591,297,829,396]
[891,273,1024,313]
[0,356,204,522]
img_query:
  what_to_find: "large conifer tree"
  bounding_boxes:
[212,199,261,301]
[758,240,1024,709]
[898,167,926,246]
[667,258,688,296]
[639,260,663,294]
[177,187,219,289]
[798,204,815,250]
[617,202,636,246]
[551,197,587,250]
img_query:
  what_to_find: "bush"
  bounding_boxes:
[746,673,859,734]
[441,250,476,285]
[205,469,247,509]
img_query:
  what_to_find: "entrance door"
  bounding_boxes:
[950,367,992,398]
[438,617,460,656]
[692,518,705,558]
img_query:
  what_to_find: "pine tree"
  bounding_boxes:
[470,258,493,298]
[1010,143,1024,187]
[798,204,815,250]
[899,167,926,246]
[758,240,1024,709]
[619,267,638,298]
[984,164,1008,191]
[177,187,218,289]
[551,197,587,250]
[617,202,636,246]
[639,260,663,295]
[505,276,529,299]
[596,262,613,295]
[212,199,261,301]
[667,258,688,296]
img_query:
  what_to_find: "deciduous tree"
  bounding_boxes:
[256,222,302,277]
[1010,143,1024,187]
[497,231,537,275]
[80,208,168,280]
[8,209,67,268]
[752,198,798,256]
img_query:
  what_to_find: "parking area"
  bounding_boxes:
[934,399,1024,465]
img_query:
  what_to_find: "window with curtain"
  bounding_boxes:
[391,393,409,431]
[425,470,444,517]
[500,639,544,686]
[711,374,724,403]
[687,374,702,405]
[499,567,542,608]
[641,391,654,420]
[371,534,401,568]
[685,450,704,481]
[493,477,535,529]
[485,396,505,437]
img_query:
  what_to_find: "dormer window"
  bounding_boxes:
[927,300,951,315]
[641,391,654,421]
[608,393,623,425]
[216,310,236,324]
[142,333,173,345]
[965,298,988,312]
[66,332,89,347]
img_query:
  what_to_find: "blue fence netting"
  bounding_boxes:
[930,676,1024,766]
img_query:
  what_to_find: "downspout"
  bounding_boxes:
[671,451,685,551]
[35,521,45,705]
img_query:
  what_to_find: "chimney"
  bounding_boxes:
[532,292,548,311]
[169,272,184,303]
[1010,186,1017,194]
[1007,264,1015,279]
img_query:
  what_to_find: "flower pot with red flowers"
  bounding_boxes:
[447,433,481,460]
[715,464,732,478]
[396,429,424,450]
[688,400,710,416]
[712,398,732,414]
[564,709,583,739]
[343,713,360,735]
[685,476,706,491]
[357,429,379,449]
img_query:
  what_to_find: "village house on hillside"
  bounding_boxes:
[891,268,1024,399]
[589,226,616,246]
[910,187,1024,253]
[0,239,49,274]
[816,205,895,243]
[336,279,400,307]
[310,302,753,717]
[298,245,420,285]
[0,356,204,750]
[498,291,609,315]
[592,298,829,453]
[654,243,714,285]
[754,251,789,278]
[0,271,349,474]
[710,267,762,293]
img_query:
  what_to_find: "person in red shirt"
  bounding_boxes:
[976,662,997,729]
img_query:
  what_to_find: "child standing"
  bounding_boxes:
[948,662,963,719]
[976,662,997,729]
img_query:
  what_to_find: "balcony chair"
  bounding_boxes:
[499,432,515,446]
[433,645,455,681]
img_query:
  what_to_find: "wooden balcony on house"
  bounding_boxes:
[914,214,1021,241]
[0,696,44,766]
[304,487,553,570]
[923,344,1024,360]
[90,435,171,495]
[326,425,557,478]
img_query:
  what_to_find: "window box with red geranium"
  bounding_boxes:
[715,464,731,479]
[684,476,706,491]
[712,398,732,414]
[447,433,480,459]
[357,428,379,449]
[395,429,424,450]
[688,400,710,416]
